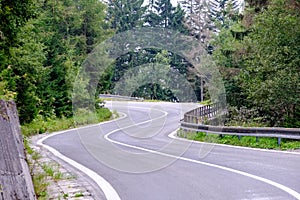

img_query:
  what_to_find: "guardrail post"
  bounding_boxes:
[256,137,259,142]
[238,135,242,140]
[277,137,281,146]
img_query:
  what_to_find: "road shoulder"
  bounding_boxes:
[28,134,106,200]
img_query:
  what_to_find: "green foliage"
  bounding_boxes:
[97,65,114,94]
[74,193,84,197]
[42,164,63,181]
[211,0,300,127]
[171,5,188,34]
[200,99,212,106]
[111,49,197,101]
[8,20,46,123]
[225,106,269,127]
[22,115,71,136]
[132,83,178,101]
[4,0,298,130]
[145,0,187,33]
[210,4,248,107]
[0,0,112,124]
[21,108,112,136]
[0,12,47,123]
[0,68,17,100]
[105,0,188,99]
[0,0,36,52]
[103,0,199,102]
[0,0,42,122]
[241,0,300,126]
[33,173,49,199]
[211,21,246,68]
[26,142,49,199]
[107,0,146,33]
[34,0,111,119]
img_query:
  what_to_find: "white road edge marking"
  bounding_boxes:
[37,116,125,200]
[103,105,300,200]
[37,103,300,200]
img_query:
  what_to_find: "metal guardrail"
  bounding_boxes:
[183,102,224,124]
[99,94,144,101]
[181,103,300,145]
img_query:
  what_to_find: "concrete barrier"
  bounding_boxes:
[0,100,36,200]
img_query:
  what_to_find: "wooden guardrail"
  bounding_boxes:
[181,103,300,145]
[0,100,36,200]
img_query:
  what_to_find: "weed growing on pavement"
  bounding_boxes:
[25,139,49,199]
[25,137,74,199]
[74,193,84,197]
[42,164,64,181]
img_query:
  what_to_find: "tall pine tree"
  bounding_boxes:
[107,0,146,33]
[180,0,213,43]
[145,0,187,33]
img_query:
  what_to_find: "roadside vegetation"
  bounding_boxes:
[1,0,299,129]
[21,106,112,137]
[1,0,299,196]
[22,101,112,199]
[178,130,300,150]
[199,100,212,106]
[213,0,300,128]
[24,139,64,199]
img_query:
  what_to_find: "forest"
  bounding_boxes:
[0,0,299,128]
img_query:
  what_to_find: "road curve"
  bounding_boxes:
[41,101,300,200]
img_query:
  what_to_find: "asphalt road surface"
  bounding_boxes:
[42,101,300,200]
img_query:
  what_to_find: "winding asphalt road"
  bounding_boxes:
[41,101,300,200]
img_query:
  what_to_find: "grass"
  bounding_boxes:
[74,193,84,197]
[42,164,64,181]
[32,173,49,199]
[178,130,300,150]
[21,108,112,137]
[24,139,49,199]
[199,99,212,105]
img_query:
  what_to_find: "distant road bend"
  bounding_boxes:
[41,101,300,200]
